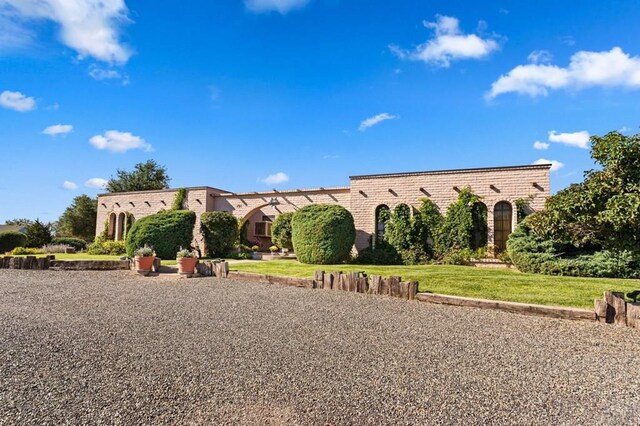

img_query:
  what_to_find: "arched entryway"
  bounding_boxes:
[374,204,390,243]
[493,201,513,253]
[108,213,116,240]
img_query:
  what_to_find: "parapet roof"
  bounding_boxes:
[349,164,552,180]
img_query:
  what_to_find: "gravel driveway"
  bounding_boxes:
[1,270,639,425]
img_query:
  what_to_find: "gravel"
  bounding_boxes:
[1,270,639,425]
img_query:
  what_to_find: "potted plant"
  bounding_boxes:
[249,244,259,260]
[134,245,155,276]
[176,248,197,275]
[269,245,278,255]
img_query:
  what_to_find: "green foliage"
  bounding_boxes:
[25,219,53,248]
[0,231,27,253]
[4,218,33,226]
[172,188,186,210]
[441,248,474,266]
[515,195,534,223]
[87,237,126,255]
[106,160,171,193]
[434,188,482,256]
[10,247,45,255]
[271,212,294,250]
[200,211,239,257]
[51,237,88,251]
[291,204,355,264]
[125,210,196,259]
[56,195,97,241]
[353,240,402,265]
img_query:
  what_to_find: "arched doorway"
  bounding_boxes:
[493,201,513,253]
[116,212,125,241]
[108,213,116,240]
[471,202,488,250]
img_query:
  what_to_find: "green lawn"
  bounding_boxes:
[229,259,640,309]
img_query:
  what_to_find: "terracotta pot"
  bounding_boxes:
[135,256,155,275]
[177,257,197,274]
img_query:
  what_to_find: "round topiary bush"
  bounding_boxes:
[200,211,238,257]
[0,231,27,254]
[125,210,196,259]
[271,212,294,250]
[52,237,88,251]
[291,204,355,264]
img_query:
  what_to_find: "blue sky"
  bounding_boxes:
[1,0,639,223]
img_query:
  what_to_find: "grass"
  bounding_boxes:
[229,258,640,309]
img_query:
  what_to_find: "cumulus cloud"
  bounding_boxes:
[527,49,553,64]
[85,177,108,189]
[89,130,152,153]
[390,15,500,67]
[0,0,133,64]
[488,47,640,98]
[548,130,590,149]
[62,180,78,190]
[88,64,129,84]
[42,124,73,136]
[0,90,36,111]
[244,0,309,14]
[258,172,289,185]
[359,113,398,131]
[533,140,550,150]
[533,158,564,172]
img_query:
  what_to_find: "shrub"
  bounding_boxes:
[200,211,238,257]
[172,188,186,210]
[10,247,45,255]
[0,231,27,254]
[51,237,87,251]
[291,204,355,264]
[271,212,294,250]
[126,210,196,259]
[441,248,474,266]
[87,238,127,255]
[353,240,402,265]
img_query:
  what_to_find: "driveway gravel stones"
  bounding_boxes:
[1,270,639,425]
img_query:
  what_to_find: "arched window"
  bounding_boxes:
[108,213,116,240]
[494,201,513,253]
[375,205,390,242]
[116,212,126,241]
[471,202,488,250]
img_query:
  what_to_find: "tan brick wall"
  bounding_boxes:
[349,165,550,251]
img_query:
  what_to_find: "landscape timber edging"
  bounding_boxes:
[226,270,314,288]
[415,293,595,322]
[50,260,131,271]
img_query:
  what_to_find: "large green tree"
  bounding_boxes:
[527,131,640,253]
[106,160,171,193]
[56,195,98,241]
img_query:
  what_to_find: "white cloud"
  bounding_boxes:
[548,130,590,149]
[0,90,36,111]
[0,0,133,64]
[533,141,550,150]
[85,177,108,189]
[390,15,500,67]
[62,180,78,190]
[258,172,289,185]
[89,130,152,153]
[359,113,398,131]
[244,0,309,14]
[88,65,129,84]
[533,158,564,172]
[527,49,553,64]
[42,124,73,136]
[488,47,640,98]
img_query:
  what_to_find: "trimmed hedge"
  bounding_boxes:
[271,212,294,250]
[200,211,238,257]
[0,231,28,254]
[291,204,355,264]
[125,210,196,259]
[52,237,88,251]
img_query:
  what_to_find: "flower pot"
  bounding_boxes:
[177,257,197,275]
[135,256,155,276]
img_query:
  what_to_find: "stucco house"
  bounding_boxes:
[96,163,551,255]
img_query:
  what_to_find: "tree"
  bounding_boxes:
[4,218,33,226]
[56,195,98,241]
[271,212,294,250]
[106,160,171,193]
[527,131,640,253]
[200,211,239,257]
[25,219,53,248]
